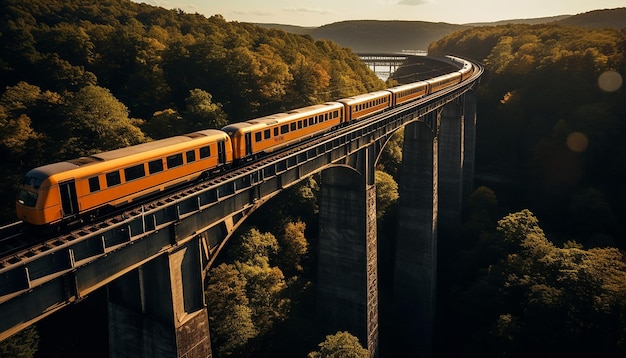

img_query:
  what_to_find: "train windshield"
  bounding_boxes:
[17,189,38,207]
[21,173,46,189]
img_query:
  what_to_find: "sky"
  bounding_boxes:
[132,0,625,27]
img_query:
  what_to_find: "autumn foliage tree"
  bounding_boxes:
[307,331,369,358]
[439,209,626,357]
[206,226,296,357]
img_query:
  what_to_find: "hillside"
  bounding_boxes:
[256,20,466,52]
[309,20,466,53]
[466,15,571,27]
[557,7,626,28]
[255,7,626,53]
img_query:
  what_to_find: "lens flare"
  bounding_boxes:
[566,132,589,153]
[598,71,623,92]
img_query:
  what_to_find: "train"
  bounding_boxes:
[15,56,475,231]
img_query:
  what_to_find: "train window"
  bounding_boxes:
[200,146,211,158]
[186,150,196,163]
[255,132,262,142]
[298,121,303,129]
[149,159,164,174]
[308,117,314,126]
[125,164,145,181]
[303,119,308,127]
[325,113,329,121]
[167,153,183,168]
[290,122,296,131]
[264,129,271,139]
[274,128,279,136]
[106,171,121,187]
[280,124,289,134]
[88,176,100,193]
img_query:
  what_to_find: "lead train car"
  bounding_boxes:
[16,129,232,230]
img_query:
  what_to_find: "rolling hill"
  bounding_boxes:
[255,7,625,53]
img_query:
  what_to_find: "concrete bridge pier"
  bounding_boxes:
[316,144,379,357]
[392,95,477,356]
[392,117,438,357]
[108,236,211,358]
[438,101,464,231]
[462,91,478,200]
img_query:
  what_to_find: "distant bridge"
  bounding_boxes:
[359,53,410,80]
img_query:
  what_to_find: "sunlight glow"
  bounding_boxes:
[598,70,623,92]
[566,132,589,153]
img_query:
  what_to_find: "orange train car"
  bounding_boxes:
[386,81,429,106]
[458,61,474,81]
[426,72,462,93]
[221,102,344,162]
[337,90,392,122]
[16,129,232,230]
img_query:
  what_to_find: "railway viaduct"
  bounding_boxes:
[0,55,482,357]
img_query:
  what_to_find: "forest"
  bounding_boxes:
[0,0,625,357]
[428,22,626,358]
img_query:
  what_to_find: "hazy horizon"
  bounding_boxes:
[132,1,624,27]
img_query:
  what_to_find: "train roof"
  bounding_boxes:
[91,129,227,161]
[247,112,291,126]
[23,129,229,183]
[336,90,391,105]
[222,102,344,134]
[386,81,429,93]
[425,72,461,83]
[285,102,344,115]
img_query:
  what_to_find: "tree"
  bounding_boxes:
[141,108,183,139]
[233,228,289,337]
[236,260,290,337]
[206,227,291,355]
[184,88,228,130]
[277,220,309,275]
[62,85,147,156]
[377,128,403,178]
[232,227,279,265]
[0,326,39,358]
[375,170,398,219]
[308,331,369,358]
[287,53,331,107]
[205,263,257,357]
[490,210,626,356]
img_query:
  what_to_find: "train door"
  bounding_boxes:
[244,133,253,156]
[59,180,79,218]
[217,140,226,164]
